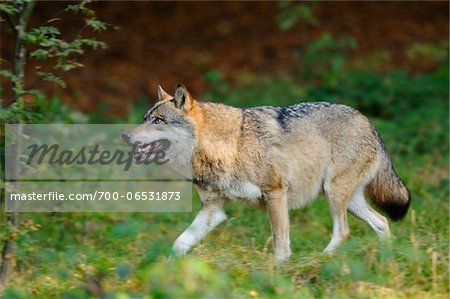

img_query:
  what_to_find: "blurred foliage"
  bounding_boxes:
[406,41,449,63]
[276,2,318,31]
[0,95,87,124]
[0,1,108,295]
[0,0,108,122]
[297,33,357,86]
[1,4,449,299]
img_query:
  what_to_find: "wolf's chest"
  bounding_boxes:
[221,181,262,201]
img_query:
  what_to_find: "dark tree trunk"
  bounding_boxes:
[0,0,35,289]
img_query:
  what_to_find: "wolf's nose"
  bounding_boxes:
[122,132,131,143]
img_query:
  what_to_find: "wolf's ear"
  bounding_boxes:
[157,85,172,100]
[173,84,194,112]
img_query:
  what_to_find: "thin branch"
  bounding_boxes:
[39,6,67,27]
[76,23,88,38]
[8,0,36,105]
[0,124,21,289]
[0,213,19,284]
[0,0,35,288]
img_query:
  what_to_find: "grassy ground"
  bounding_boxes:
[4,154,448,298]
[2,59,449,298]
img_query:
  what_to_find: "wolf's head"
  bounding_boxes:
[122,84,197,171]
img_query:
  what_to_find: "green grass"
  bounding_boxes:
[2,58,449,298]
[4,165,448,298]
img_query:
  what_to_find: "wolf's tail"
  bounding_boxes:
[365,143,411,221]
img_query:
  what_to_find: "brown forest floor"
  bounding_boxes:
[1,1,448,115]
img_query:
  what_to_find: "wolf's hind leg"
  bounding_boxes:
[172,200,227,256]
[348,187,391,239]
[323,203,350,253]
[323,179,351,253]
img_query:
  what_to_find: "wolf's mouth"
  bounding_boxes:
[133,142,155,160]
[132,139,170,161]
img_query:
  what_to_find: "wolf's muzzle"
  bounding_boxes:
[122,132,132,144]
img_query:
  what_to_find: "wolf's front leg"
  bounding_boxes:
[172,200,227,256]
[265,188,291,262]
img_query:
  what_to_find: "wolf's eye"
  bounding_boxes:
[153,117,163,124]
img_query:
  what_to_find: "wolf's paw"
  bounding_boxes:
[171,240,192,257]
[274,248,291,263]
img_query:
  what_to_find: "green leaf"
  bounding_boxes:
[24,26,60,45]
[0,3,19,15]
[65,4,81,13]
[30,49,49,60]
[86,19,107,32]
[66,1,95,16]
[79,38,107,50]
[36,71,66,88]
[0,69,18,82]
[56,60,83,72]
[38,26,60,37]
[276,4,318,31]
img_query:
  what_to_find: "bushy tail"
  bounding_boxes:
[366,153,411,221]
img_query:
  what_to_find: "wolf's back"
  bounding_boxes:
[365,131,411,220]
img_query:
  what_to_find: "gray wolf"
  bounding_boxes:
[123,84,411,262]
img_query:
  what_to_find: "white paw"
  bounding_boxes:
[323,244,338,254]
[171,240,192,256]
[378,226,392,240]
[274,248,291,263]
